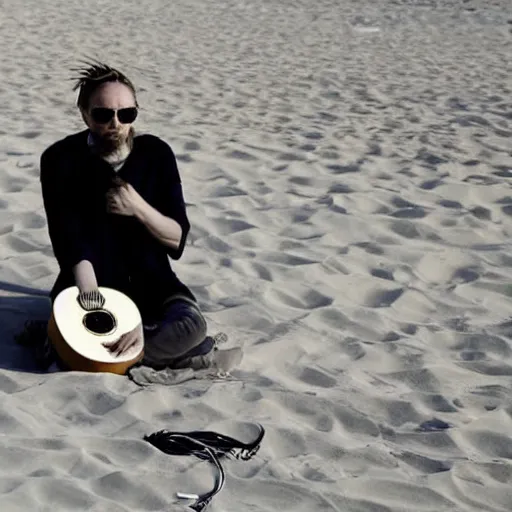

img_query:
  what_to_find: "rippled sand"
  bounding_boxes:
[0,0,511,510]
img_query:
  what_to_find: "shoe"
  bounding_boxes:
[171,332,228,368]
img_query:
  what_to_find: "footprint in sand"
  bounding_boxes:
[18,212,46,230]
[266,427,307,459]
[231,260,273,281]
[0,373,24,394]
[183,140,201,151]
[260,251,318,266]
[242,388,263,403]
[210,217,255,236]
[464,174,501,186]
[210,184,247,198]
[277,152,306,162]
[365,284,404,307]
[379,398,423,428]
[459,384,508,411]
[0,223,13,236]
[326,163,360,174]
[6,232,43,253]
[299,462,336,483]
[462,431,512,460]
[452,266,480,283]
[502,205,512,217]
[226,149,258,161]
[390,207,427,219]
[438,199,463,209]
[298,143,316,152]
[419,394,458,413]
[318,150,339,160]
[340,337,367,361]
[393,451,452,474]
[333,404,380,437]
[452,334,511,373]
[388,196,428,219]
[493,167,512,179]
[370,268,394,281]
[19,131,41,140]
[328,183,354,194]
[0,409,33,436]
[389,220,424,240]
[387,367,441,394]
[382,331,401,342]
[296,367,337,389]
[267,286,333,310]
[288,176,313,186]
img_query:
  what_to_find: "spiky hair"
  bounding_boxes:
[70,59,138,110]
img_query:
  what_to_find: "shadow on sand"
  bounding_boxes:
[0,281,51,373]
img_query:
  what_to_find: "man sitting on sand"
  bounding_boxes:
[35,61,239,379]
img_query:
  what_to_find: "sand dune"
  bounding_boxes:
[0,0,511,510]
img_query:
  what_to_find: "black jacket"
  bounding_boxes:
[40,129,195,321]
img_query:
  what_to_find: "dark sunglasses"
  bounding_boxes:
[90,107,138,124]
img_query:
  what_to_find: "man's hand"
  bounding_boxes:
[103,324,143,357]
[106,178,142,216]
[78,289,105,311]
[73,260,99,298]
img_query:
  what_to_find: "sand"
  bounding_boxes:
[0,0,512,510]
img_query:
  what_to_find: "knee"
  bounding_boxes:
[160,307,207,345]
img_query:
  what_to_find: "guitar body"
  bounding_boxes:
[47,286,144,375]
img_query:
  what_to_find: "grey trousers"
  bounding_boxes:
[141,295,209,369]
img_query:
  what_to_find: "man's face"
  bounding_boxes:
[83,81,137,149]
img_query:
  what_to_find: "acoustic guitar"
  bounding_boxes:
[47,286,144,374]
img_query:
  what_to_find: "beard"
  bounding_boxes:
[90,126,135,158]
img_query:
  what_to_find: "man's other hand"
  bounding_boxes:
[106,179,142,216]
[103,325,143,357]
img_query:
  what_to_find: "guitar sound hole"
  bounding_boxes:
[83,310,116,335]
